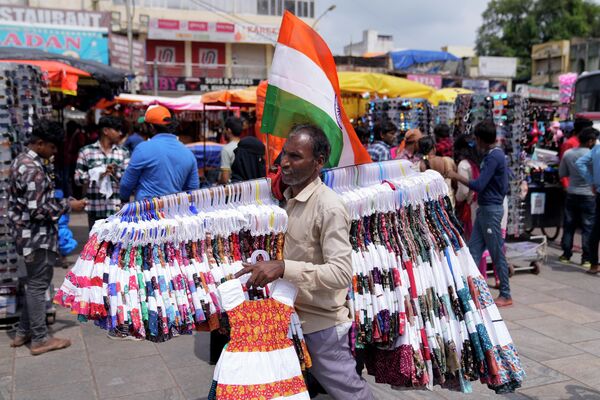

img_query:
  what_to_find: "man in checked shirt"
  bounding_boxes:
[75,116,130,230]
[9,120,86,355]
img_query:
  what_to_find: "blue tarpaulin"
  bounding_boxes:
[390,50,459,70]
[187,141,223,169]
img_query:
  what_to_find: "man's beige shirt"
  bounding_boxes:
[283,177,353,334]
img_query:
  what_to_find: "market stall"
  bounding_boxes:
[53,162,526,395]
[453,93,544,274]
[0,63,56,325]
[338,71,436,119]
[0,47,127,109]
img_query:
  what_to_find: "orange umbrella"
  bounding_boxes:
[0,60,90,95]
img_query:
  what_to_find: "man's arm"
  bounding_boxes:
[236,205,353,290]
[184,156,200,191]
[219,148,233,184]
[576,148,594,185]
[467,153,499,193]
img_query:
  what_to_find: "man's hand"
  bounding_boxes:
[69,198,87,212]
[102,164,116,178]
[446,170,460,181]
[447,170,470,186]
[234,260,285,288]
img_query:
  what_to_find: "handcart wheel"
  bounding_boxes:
[541,226,561,241]
[530,261,541,275]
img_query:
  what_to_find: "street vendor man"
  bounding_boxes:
[235,124,374,399]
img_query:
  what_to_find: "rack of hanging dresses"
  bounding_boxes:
[321,160,525,394]
[54,178,295,339]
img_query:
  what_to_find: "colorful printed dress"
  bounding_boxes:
[212,278,309,400]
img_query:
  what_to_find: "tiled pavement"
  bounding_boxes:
[1,212,600,400]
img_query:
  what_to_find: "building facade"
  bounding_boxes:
[6,0,315,93]
[343,30,394,57]
[531,40,570,87]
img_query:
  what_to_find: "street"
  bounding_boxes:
[1,212,599,400]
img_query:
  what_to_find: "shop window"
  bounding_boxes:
[309,0,314,17]
[271,0,277,15]
[257,0,269,15]
[284,0,295,14]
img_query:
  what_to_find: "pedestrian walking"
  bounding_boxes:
[219,117,243,184]
[576,128,600,275]
[558,127,598,268]
[367,120,396,162]
[236,124,374,399]
[120,105,199,202]
[8,120,86,355]
[75,116,130,230]
[448,119,512,307]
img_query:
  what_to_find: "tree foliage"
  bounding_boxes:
[476,0,600,79]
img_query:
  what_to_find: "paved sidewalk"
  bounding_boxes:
[1,213,600,400]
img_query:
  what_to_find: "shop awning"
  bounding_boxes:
[0,59,90,95]
[0,47,126,109]
[338,71,436,99]
[96,93,236,111]
[389,49,459,71]
[201,87,258,106]
[429,88,473,106]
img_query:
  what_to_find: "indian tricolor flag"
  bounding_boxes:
[261,11,372,167]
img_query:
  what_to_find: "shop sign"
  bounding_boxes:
[109,34,145,74]
[478,56,517,78]
[490,80,509,92]
[531,192,545,215]
[442,78,461,88]
[198,48,219,67]
[515,84,560,102]
[406,74,442,89]
[142,76,261,92]
[148,18,278,44]
[462,79,489,93]
[234,24,278,44]
[0,24,108,64]
[0,5,110,28]
[155,46,177,63]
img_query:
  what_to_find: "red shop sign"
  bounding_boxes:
[188,21,208,31]
[157,19,180,30]
[216,22,234,33]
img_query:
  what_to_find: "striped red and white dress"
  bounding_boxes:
[212,278,309,400]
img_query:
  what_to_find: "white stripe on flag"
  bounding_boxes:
[269,43,338,126]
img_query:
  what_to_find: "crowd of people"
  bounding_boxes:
[7,105,270,352]
[361,117,600,306]
[7,101,600,400]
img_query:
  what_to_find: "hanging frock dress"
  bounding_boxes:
[211,278,310,400]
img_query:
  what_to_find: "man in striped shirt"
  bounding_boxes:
[75,116,130,230]
[9,120,86,355]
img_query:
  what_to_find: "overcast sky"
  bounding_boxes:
[314,0,488,55]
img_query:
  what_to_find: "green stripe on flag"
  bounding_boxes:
[261,85,342,167]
